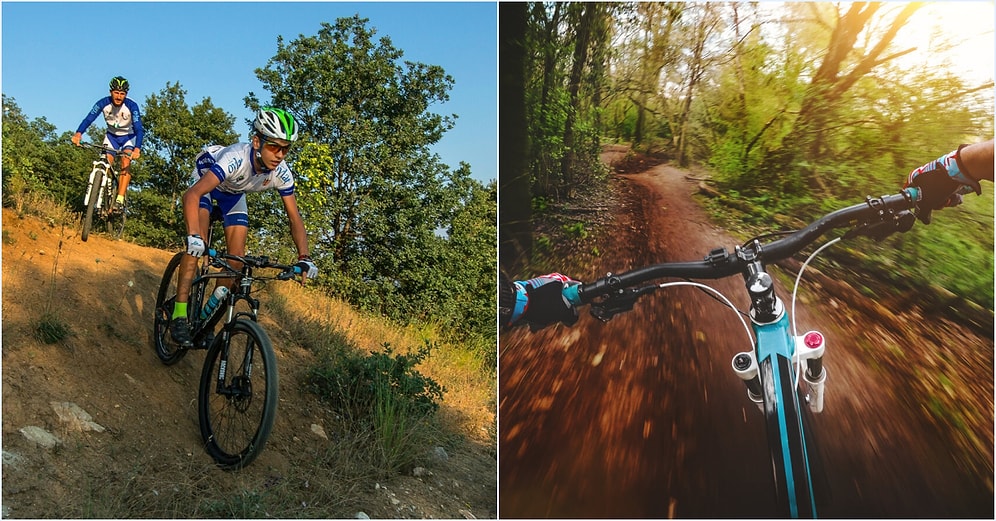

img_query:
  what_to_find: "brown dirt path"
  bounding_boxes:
[499,145,993,518]
[1,208,496,519]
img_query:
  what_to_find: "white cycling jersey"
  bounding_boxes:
[192,143,295,197]
[76,96,144,147]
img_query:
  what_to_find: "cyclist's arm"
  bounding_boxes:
[959,139,994,182]
[125,98,144,152]
[279,193,310,259]
[74,97,108,138]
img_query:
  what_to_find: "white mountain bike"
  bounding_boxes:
[77,142,128,241]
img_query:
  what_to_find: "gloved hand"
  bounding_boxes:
[904,146,981,224]
[185,234,206,257]
[518,273,581,331]
[294,256,318,279]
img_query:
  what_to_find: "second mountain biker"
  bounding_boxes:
[71,76,144,212]
[168,107,319,347]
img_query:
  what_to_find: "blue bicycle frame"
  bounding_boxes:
[754,307,818,517]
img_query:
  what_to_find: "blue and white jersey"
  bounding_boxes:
[76,96,144,147]
[193,143,295,197]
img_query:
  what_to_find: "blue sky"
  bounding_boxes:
[1,1,497,183]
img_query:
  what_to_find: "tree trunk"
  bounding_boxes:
[499,2,532,272]
[561,3,596,198]
[534,2,562,198]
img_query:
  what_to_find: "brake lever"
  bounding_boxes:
[843,210,916,241]
[589,285,657,321]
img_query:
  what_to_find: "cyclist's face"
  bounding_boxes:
[256,136,292,169]
[110,90,127,105]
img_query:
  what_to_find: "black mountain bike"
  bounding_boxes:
[78,142,128,241]
[153,208,301,469]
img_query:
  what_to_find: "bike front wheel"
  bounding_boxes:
[198,319,278,470]
[81,168,104,242]
[760,354,818,518]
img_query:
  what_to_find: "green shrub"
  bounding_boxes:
[305,341,445,473]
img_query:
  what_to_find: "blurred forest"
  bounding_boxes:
[500,1,994,312]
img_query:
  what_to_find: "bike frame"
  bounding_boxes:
[83,157,112,210]
[746,272,818,518]
[81,143,125,209]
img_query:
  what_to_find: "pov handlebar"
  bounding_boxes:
[577,188,921,304]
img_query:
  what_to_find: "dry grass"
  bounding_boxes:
[270,282,496,444]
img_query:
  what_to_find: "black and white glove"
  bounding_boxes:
[513,273,581,331]
[185,234,206,257]
[904,146,982,224]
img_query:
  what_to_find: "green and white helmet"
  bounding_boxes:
[253,107,299,142]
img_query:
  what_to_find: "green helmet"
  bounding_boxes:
[109,76,130,92]
[254,107,299,142]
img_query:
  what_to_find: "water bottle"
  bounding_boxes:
[200,286,229,320]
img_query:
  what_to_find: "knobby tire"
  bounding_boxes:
[198,319,278,470]
[81,168,104,242]
[153,252,191,365]
[760,355,818,518]
[104,174,125,239]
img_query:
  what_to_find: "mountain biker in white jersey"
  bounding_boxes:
[71,76,144,211]
[501,139,995,331]
[168,107,319,347]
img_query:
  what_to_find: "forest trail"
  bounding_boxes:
[498,145,993,518]
[1,208,496,519]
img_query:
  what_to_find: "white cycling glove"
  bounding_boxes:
[295,256,318,279]
[186,234,206,257]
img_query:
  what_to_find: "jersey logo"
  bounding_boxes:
[227,156,243,174]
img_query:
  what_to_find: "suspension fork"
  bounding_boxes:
[214,289,259,396]
[83,161,109,206]
[730,245,827,413]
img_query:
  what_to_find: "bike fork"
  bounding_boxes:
[83,165,99,206]
[731,330,827,413]
[213,328,256,396]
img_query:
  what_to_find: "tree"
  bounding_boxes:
[500,1,532,272]
[141,82,239,217]
[247,16,495,345]
[761,3,924,193]
[2,95,93,212]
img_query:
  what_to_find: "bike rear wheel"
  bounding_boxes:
[198,319,278,470]
[760,354,817,518]
[153,252,194,365]
[81,168,104,242]
[103,174,125,239]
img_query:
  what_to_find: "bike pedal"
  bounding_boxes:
[196,334,215,350]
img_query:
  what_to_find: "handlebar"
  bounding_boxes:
[205,249,302,280]
[77,141,130,157]
[578,188,921,305]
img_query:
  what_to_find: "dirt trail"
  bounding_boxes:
[499,146,993,518]
[1,208,496,519]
